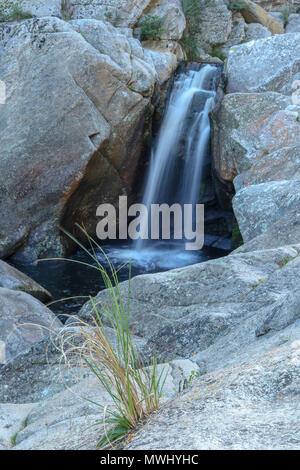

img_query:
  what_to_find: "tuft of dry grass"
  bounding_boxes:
[42,226,166,448]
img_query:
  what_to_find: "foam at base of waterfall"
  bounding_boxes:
[97,241,206,271]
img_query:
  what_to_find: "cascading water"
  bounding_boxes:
[13,63,225,317]
[136,63,219,254]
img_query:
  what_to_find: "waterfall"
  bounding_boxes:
[136,63,219,251]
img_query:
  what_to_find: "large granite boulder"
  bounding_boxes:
[244,22,271,40]
[68,0,151,26]
[0,0,62,19]
[255,0,300,10]
[214,31,300,255]
[0,17,177,260]
[195,0,232,53]
[146,0,186,40]
[239,0,284,34]
[1,0,186,37]
[233,180,300,243]
[0,287,61,364]
[219,13,246,56]
[226,33,300,94]
[235,208,300,253]
[211,92,299,182]
[234,146,300,191]
[0,260,51,302]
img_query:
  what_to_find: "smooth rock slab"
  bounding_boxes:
[14,376,111,450]
[126,342,300,450]
[13,359,199,449]
[193,249,300,371]
[235,208,300,252]
[0,403,35,449]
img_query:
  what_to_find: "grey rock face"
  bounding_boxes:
[0,326,146,403]
[245,22,271,41]
[0,403,35,450]
[9,359,198,449]
[269,12,285,27]
[194,0,232,54]
[0,17,177,260]
[233,180,300,243]
[286,14,300,33]
[235,208,300,253]
[226,33,300,94]
[78,245,300,362]
[234,146,300,191]
[0,287,61,364]
[68,0,151,27]
[213,31,300,254]
[14,376,112,450]
[219,14,246,56]
[145,0,186,40]
[126,341,300,450]
[211,92,298,182]
[1,2,300,452]
[0,260,51,302]
[239,0,284,34]
[0,0,62,19]
[257,0,300,11]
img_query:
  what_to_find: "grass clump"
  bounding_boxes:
[277,256,294,269]
[281,6,294,27]
[138,14,165,40]
[50,226,166,449]
[10,432,18,447]
[61,0,73,21]
[180,0,203,60]
[104,8,121,27]
[225,0,247,11]
[6,6,33,21]
[10,417,28,447]
[232,219,243,250]
[210,46,226,61]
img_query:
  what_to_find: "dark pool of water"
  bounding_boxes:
[11,242,229,321]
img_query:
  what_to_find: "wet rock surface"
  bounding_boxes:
[0,260,51,302]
